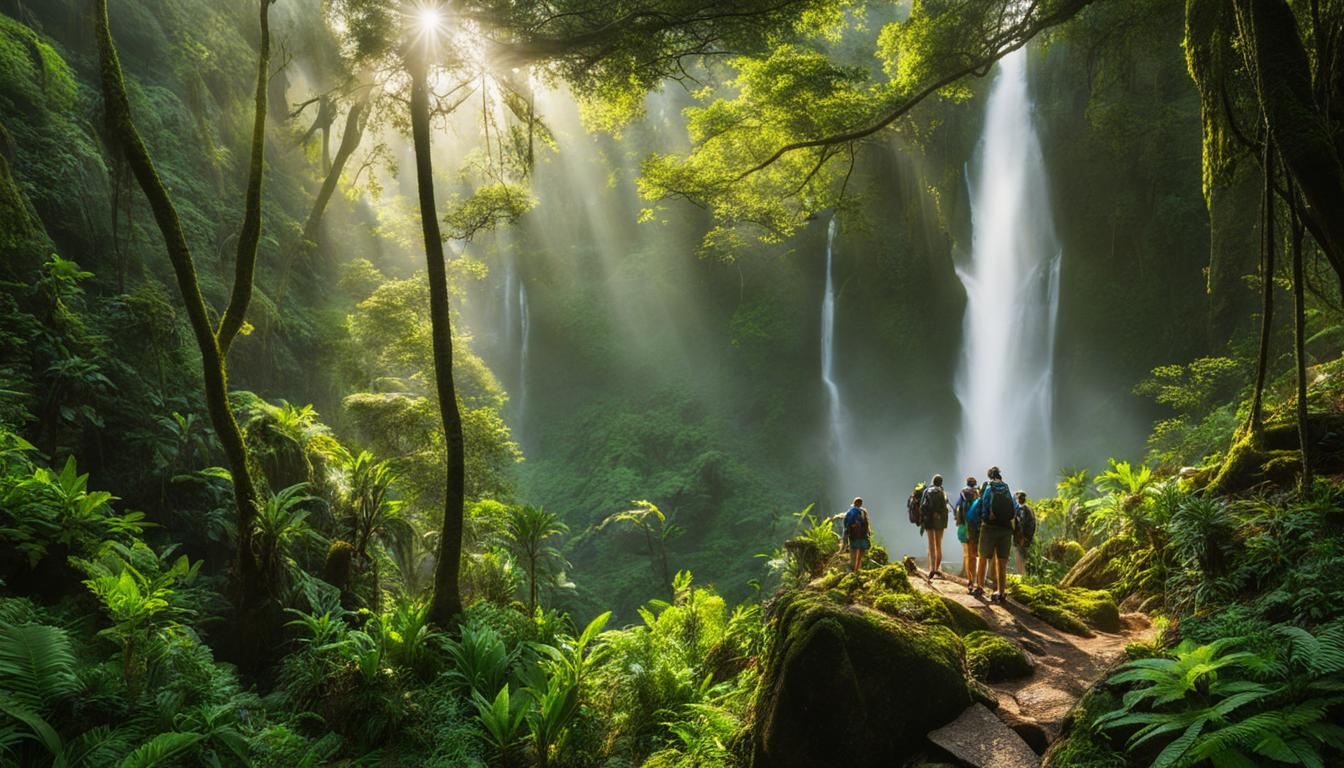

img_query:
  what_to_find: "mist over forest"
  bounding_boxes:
[3,1,1344,767]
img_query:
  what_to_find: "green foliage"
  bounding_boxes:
[471,684,530,762]
[505,504,570,613]
[1096,624,1344,767]
[442,621,519,697]
[0,445,148,570]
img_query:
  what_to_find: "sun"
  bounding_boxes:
[416,6,443,33]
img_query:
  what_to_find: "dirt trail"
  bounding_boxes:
[911,570,1152,743]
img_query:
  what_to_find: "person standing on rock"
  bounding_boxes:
[840,497,871,572]
[920,475,950,579]
[955,476,979,584]
[974,466,1017,604]
[1013,491,1036,576]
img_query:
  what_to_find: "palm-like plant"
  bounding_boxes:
[505,505,569,614]
[533,611,612,689]
[252,483,323,593]
[1084,460,1160,540]
[471,684,530,768]
[79,547,199,692]
[344,452,412,609]
[525,673,580,768]
[442,621,518,696]
[598,500,680,595]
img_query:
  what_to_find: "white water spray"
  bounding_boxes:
[954,48,1061,495]
[517,278,530,425]
[820,216,844,453]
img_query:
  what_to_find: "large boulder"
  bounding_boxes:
[1059,537,1126,591]
[751,590,972,768]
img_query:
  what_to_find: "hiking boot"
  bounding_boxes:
[971,586,985,598]
[967,584,976,595]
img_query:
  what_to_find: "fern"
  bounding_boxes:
[0,621,77,711]
[118,731,204,768]
[1099,624,1344,767]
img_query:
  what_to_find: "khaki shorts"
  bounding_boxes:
[978,524,1012,560]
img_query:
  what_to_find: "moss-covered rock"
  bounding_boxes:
[1059,537,1127,591]
[940,595,990,636]
[963,631,1031,682]
[1045,539,1087,568]
[752,592,972,767]
[873,591,956,629]
[1042,688,1126,768]
[1010,583,1121,635]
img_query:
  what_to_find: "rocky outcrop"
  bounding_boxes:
[751,567,973,768]
[928,703,1041,768]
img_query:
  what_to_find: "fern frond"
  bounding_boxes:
[0,621,77,711]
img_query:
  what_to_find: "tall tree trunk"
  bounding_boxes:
[302,98,368,244]
[217,0,272,358]
[1290,185,1312,490]
[1238,0,1344,297]
[93,0,262,600]
[1248,135,1275,434]
[408,56,465,627]
[266,96,370,333]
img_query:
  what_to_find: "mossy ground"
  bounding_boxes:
[1010,583,1121,635]
[963,630,1031,682]
[1044,688,1126,767]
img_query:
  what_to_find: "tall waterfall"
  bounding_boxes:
[954,48,1061,496]
[517,278,530,425]
[820,216,844,453]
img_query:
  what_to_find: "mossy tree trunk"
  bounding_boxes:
[216,0,273,358]
[1290,185,1311,490]
[1233,0,1344,297]
[94,0,273,650]
[1247,135,1275,436]
[268,94,370,328]
[302,96,368,245]
[407,53,465,627]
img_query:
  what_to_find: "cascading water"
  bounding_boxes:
[517,278,530,426]
[820,216,844,453]
[954,47,1061,496]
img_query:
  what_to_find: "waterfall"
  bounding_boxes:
[517,278,530,426]
[820,216,844,453]
[954,48,1061,496]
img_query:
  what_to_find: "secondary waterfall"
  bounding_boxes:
[517,278,530,426]
[954,47,1061,496]
[820,216,844,453]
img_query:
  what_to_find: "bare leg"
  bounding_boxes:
[850,547,862,572]
[932,530,944,575]
[975,553,989,590]
[995,556,1008,599]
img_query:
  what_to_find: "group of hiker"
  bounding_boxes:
[837,466,1037,605]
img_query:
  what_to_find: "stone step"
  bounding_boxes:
[927,703,1041,768]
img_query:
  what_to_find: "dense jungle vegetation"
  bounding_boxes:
[2,0,1344,766]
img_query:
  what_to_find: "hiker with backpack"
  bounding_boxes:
[840,497,871,572]
[920,475,951,579]
[955,476,979,584]
[906,482,926,531]
[973,466,1018,604]
[1013,491,1036,576]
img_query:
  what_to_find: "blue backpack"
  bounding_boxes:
[984,481,1016,527]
